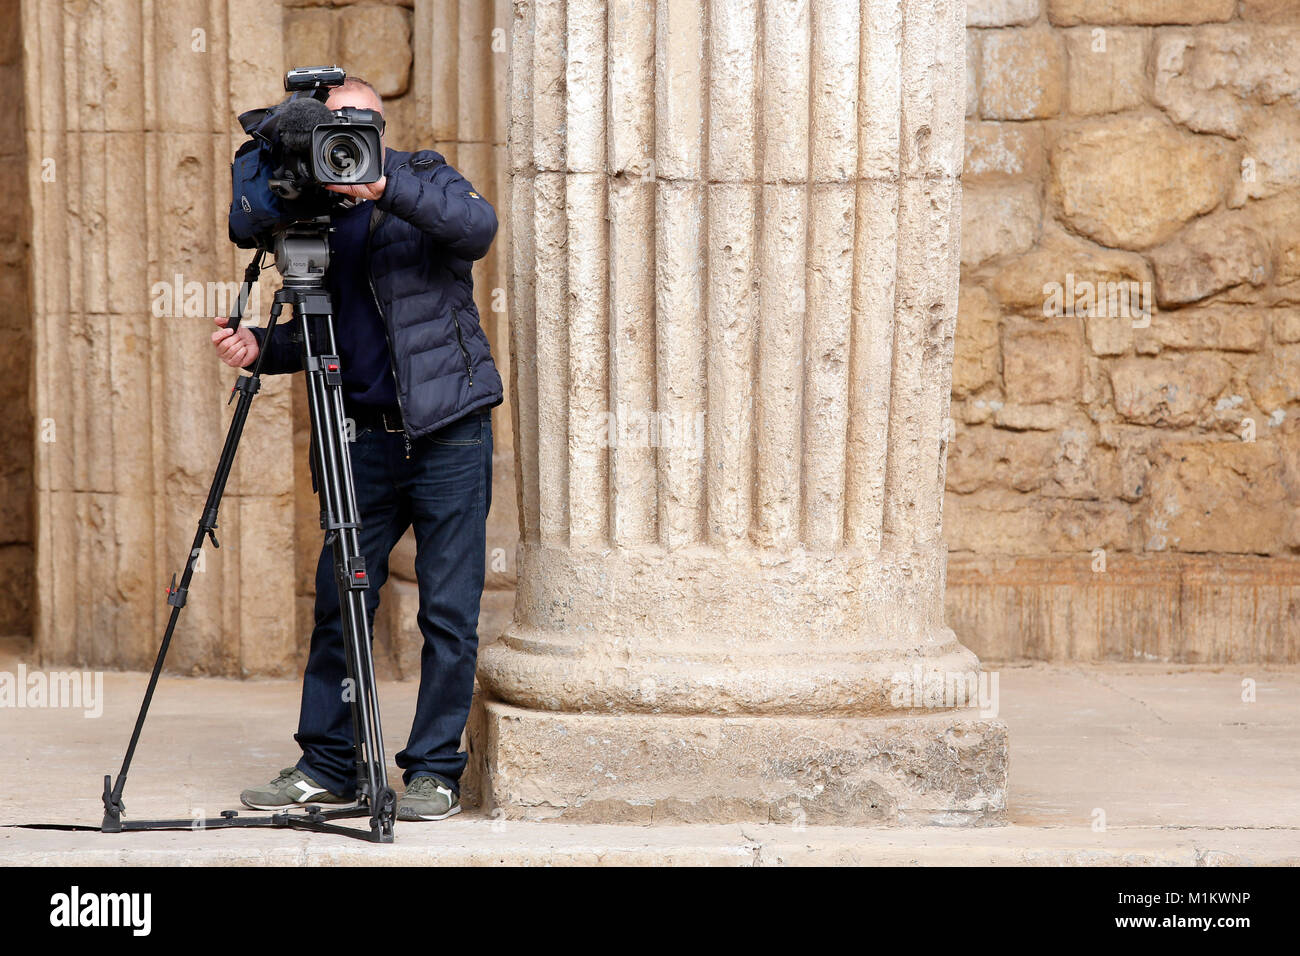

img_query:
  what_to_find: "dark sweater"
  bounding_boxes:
[327,199,398,409]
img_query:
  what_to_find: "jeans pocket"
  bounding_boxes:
[347,425,382,464]
[429,413,484,446]
[349,423,380,447]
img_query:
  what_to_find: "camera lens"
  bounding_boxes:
[317,131,371,183]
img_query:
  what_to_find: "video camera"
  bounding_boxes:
[228,66,385,248]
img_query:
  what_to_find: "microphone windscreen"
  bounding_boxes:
[276,97,333,153]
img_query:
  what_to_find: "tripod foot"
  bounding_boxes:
[373,786,397,843]
[101,774,124,833]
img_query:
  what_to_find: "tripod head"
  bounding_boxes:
[273,216,332,288]
[220,217,330,336]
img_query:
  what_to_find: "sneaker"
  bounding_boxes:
[397,776,461,821]
[240,766,357,811]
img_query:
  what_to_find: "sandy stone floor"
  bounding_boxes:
[1,633,1297,865]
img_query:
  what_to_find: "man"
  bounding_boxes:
[211,76,501,821]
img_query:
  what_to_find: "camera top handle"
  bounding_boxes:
[284,65,346,101]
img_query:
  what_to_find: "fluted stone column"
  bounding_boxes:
[477,0,1006,823]
[25,0,294,675]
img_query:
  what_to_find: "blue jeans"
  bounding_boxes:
[294,409,492,797]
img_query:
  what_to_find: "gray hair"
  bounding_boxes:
[338,75,383,113]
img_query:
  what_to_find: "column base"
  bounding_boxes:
[468,698,1008,826]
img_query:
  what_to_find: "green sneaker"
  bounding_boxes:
[398,776,461,821]
[240,767,357,811]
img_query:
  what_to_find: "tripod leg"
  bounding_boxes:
[293,287,396,843]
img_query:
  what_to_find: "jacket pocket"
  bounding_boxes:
[451,307,475,387]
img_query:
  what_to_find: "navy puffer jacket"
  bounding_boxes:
[251,147,503,438]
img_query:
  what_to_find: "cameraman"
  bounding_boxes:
[211,76,501,822]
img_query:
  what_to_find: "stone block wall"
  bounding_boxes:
[25,0,295,673]
[16,0,511,674]
[949,0,1300,662]
[11,0,1300,670]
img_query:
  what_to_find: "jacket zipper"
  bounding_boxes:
[366,170,412,458]
[452,308,475,387]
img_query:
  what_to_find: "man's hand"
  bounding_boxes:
[326,176,387,202]
[212,315,259,368]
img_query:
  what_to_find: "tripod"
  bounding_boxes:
[100,219,397,843]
